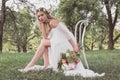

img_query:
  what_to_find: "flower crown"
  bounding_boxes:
[36,8,50,14]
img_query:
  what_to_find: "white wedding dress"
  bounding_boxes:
[47,22,105,77]
[19,22,105,78]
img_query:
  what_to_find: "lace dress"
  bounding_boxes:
[48,22,105,77]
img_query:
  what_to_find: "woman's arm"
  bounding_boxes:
[56,22,78,52]
[49,20,79,52]
[69,39,79,53]
[58,24,79,52]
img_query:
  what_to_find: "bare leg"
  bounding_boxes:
[25,39,50,69]
[43,47,49,68]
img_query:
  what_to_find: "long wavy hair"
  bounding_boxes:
[36,8,54,39]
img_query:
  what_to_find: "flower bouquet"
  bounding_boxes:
[58,50,80,71]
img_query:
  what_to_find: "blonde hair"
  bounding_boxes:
[36,7,54,39]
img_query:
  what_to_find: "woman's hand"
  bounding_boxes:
[74,44,79,53]
[39,22,44,26]
[68,39,79,53]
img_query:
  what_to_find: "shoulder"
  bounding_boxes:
[49,19,60,28]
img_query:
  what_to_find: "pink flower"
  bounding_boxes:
[62,59,67,64]
[75,59,80,64]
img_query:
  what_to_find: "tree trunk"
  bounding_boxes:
[0,21,3,52]
[22,45,27,52]
[108,27,114,50]
[17,45,21,52]
[104,1,118,50]
[0,0,6,52]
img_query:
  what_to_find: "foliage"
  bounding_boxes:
[3,7,37,52]
[57,0,120,50]
[57,0,109,50]
[57,0,101,31]
[2,0,120,52]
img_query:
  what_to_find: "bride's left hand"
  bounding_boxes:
[74,44,79,53]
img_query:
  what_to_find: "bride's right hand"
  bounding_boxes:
[39,22,44,26]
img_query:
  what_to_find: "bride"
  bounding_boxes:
[19,7,105,78]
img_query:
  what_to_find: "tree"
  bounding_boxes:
[4,7,35,52]
[102,0,120,50]
[0,0,35,52]
[0,0,7,52]
[0,0,37,52]
[58,0,120,50]
[58,0,101,30]
[57,0,103,50]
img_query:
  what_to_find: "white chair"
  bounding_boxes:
[74,19,89,69]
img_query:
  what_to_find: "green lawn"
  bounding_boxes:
[0,50,120,80]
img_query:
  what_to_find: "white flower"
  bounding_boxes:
[66,53,70,57]
[62,64,68,70]
[68,63,75,69]
[62,63,76,70]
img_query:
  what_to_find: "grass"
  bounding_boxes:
[0,49,120,80]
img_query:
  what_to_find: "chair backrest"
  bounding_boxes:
[74,19,89,69]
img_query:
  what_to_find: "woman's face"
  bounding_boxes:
[37,11,48,23]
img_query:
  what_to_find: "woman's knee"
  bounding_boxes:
[41,39,50,47]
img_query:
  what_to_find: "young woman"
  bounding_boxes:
[19,7,105,77]
[24,7,79,70]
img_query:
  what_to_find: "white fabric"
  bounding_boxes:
[18,65,45,73]
[48,22,105,77]
[56,23,77,44]
[64,62,105,77]
[48,22,73,71]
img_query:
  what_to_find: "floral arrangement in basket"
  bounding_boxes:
[58,50,80,71]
